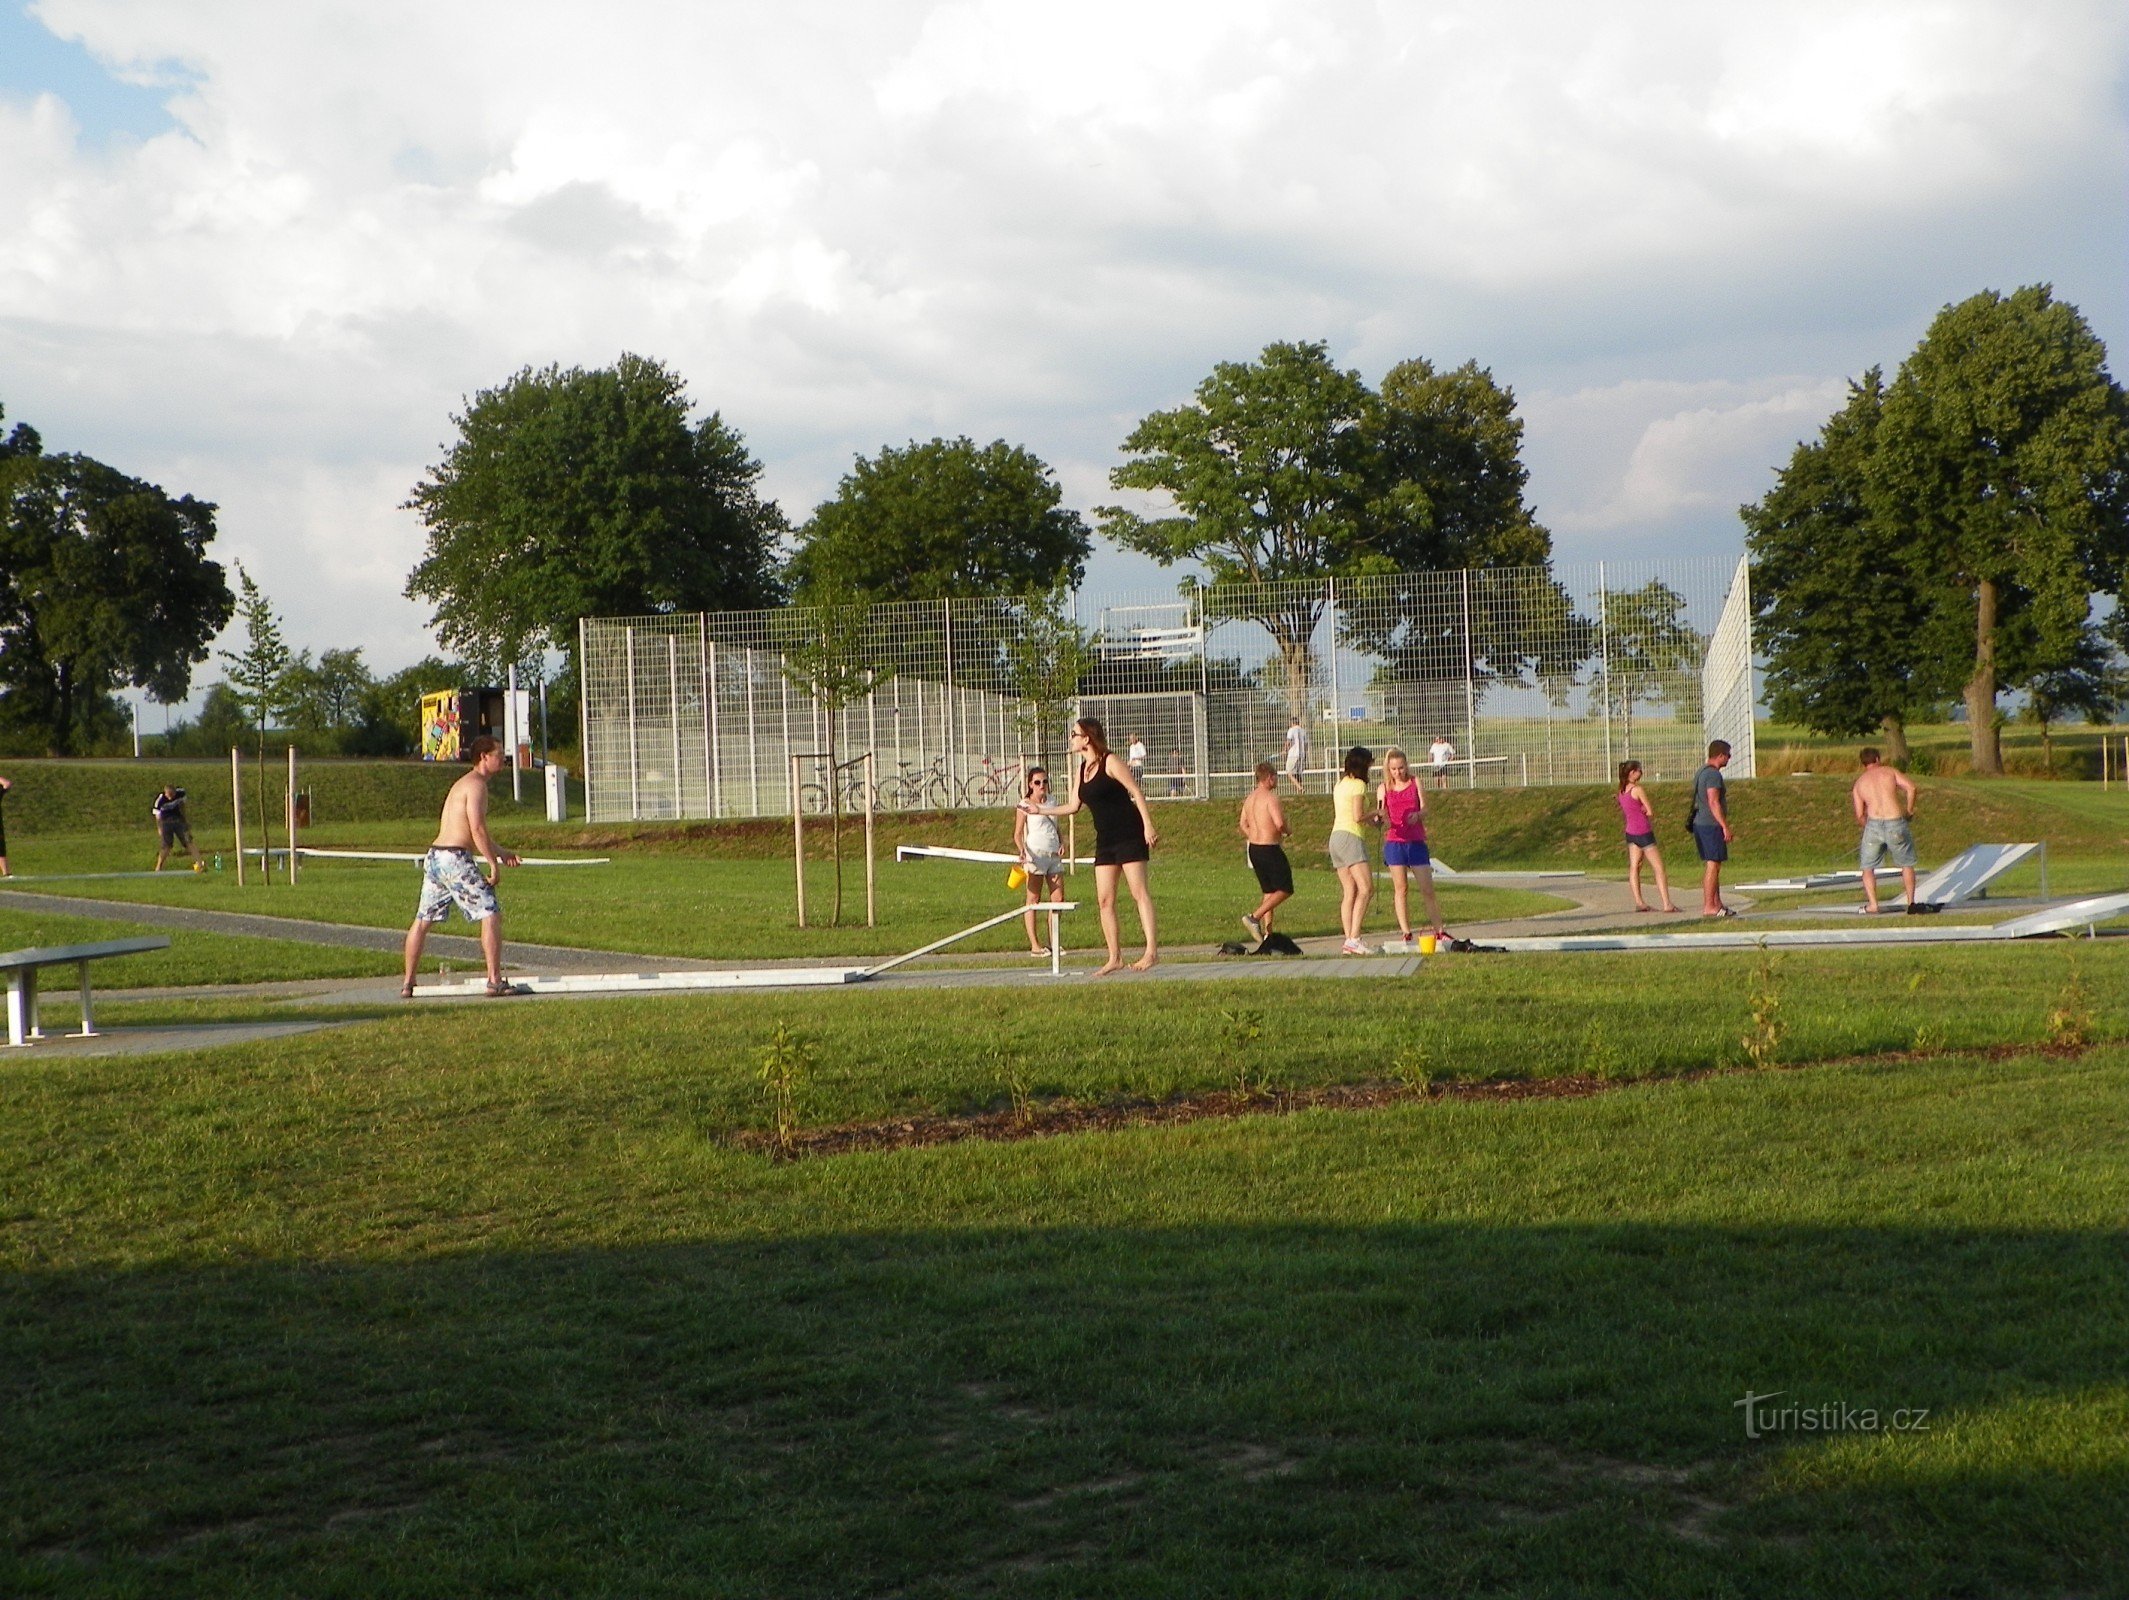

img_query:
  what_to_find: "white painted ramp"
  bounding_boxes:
[413,967,869,997]
[1492,891,2129,954]
[1914,843,2041,905]
[1491,925,2009,954]
[1993,894,2129,937]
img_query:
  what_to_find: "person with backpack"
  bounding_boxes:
[1688,740,1736,917]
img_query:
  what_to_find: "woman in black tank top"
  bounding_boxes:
[1024,717,1159,974]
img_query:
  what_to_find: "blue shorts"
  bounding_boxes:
[1382,839,1431,869]
[1692,825,1728,864]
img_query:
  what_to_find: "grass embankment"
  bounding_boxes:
[3,942,2125,1595]
[1759,718,2128,779]
[0,756,567,836]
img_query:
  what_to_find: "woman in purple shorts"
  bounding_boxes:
[1377,748,1448,949]
[1616,760,1680,913]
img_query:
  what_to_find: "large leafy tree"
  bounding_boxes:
[787,437,1090,604]
[1600,580,1702,754]
[1100,341,1562,715]
[0,409,233,755]
[405,354,786,677]
[1867,286,2129,774]
[1744,371,1952,765]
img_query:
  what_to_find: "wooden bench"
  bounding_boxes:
[1,937,170,1048]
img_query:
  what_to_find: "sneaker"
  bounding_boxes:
[1241,913,1265,943]
[1341,938,1370,956]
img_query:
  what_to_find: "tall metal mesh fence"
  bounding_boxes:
[579,556,1753,822]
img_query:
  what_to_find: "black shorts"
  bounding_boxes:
[1624,830,1656,849]
[1248,843,1293,895]
[1094,839,1151,868]
[158,821,191,848]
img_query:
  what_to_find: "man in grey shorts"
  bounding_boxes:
[1851,747,1919,913]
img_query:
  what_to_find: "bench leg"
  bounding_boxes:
[76,960,97,1039]
[8,969,42,1045]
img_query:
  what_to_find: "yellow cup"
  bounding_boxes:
[1006,866,1028,890]
[1417,934,1437,954]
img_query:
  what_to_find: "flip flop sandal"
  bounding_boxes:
[485,980,529,997]
[399,982,416,999]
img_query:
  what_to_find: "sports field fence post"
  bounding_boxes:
[624,626,640,821]
[1598,563,1613,777]
[791,754,806,928]
[1326,577,1339,792]
[230,746,244,887]
[864,750,876,928]
[510,662,522,804]
[286,745,298,886]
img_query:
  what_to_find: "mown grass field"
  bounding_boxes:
[3,946,2126,1596]
[3,752,2127,1594]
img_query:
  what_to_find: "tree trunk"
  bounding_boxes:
[254,730,275,884]
[1878,714,1910,767]
[1965,579,2003,776]
[827,731,843,928]
[52,663,76,757]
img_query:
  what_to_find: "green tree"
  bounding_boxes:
[164,683,251,758]
[219,566,295,882]
[1744,371,1950,765]
[1102,341,1374,712]
[344,656,467,758]
[0,415,234,755]
[779,591,895,927]
[1101,341,1560,717]
[1601,580,1702,755]
[788,437,1090,603]
[1867,286,2129,775]
[1003,579,1096,763]
[1365,358,1552,571]
[404,354,786,677]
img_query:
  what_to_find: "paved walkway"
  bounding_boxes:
[0,889,716,974]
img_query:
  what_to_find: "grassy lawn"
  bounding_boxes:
[2,943,2124,1595]
[4,831,1570,963]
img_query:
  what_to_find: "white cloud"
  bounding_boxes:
[1,0,2124,700]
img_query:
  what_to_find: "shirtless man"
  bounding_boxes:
[1851,747,1920,914]
[1239,761,1294,944]
[402,736,523,997]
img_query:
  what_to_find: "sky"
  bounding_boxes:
[4,0,2126,707]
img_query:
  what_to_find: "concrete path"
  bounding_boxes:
[0,888,715,974]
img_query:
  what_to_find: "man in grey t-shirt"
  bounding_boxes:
[1690,740,1734,917]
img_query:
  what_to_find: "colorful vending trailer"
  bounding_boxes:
[419,688,529,763]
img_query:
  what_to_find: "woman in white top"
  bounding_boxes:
[1013,767,1067,955]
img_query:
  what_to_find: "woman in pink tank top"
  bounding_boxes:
[1617,760,1680,913]
[1376,748,1448,947]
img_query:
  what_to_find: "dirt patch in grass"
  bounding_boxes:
[730,1041,2102,1161]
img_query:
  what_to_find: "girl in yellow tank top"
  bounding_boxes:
[1328,746,1376,953]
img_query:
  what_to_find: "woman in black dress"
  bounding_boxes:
[1027,717,1159,974]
